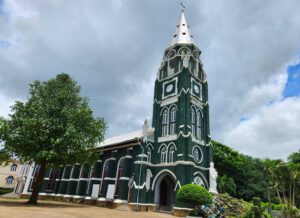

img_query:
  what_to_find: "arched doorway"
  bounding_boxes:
[154,174,175,212]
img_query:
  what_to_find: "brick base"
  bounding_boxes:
[83,199,97,206]
[128,204,155,212]
[173,208,193,217]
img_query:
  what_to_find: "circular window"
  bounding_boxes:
[192,146,203,163]
[166,84,173,93]
[193,84,200,94]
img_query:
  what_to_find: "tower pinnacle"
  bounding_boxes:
[170,11,196,47]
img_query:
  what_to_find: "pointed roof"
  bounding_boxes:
[170,11,196,47]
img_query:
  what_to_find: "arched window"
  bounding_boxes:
[147,147,152,163]
[191,107,196,137]
[103,162,109,178]
[161,146,167,163]
[10,164,17,171]
[162,108,168,136]
[169,145,175,162]
[167,50,176,75]
[191,107,202,140]
[115,159,125,197]
[194,62,199,77]
[46,169,58,192]
[117,160,124,179]
[80,166,88,178]
[169,106,176,135]
[196,111,202,139]
[90,165,96,178]
[6,176,14,185]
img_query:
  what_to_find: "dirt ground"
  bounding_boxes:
[0,198,172,218]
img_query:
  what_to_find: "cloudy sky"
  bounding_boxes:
[0,0,299,160]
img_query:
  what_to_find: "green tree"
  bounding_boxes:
[0,148,10,164]
[212,141,269,201]
[288,150,300,207]
[0,73,106,204]
[263,158,284,204]
[217,175,237,196]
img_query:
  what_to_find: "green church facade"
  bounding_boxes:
[22,11,217,213]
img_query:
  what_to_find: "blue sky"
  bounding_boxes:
[283,63,300,98]
[0,40,10,48]
[0,0,5,17]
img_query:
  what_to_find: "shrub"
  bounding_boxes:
[273,203,285,211]
[176,184,213,207]
[0,188,13,195]
[252,197,263,218]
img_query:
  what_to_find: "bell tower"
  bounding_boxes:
[151,11,212,185]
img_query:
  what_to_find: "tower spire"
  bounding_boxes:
[170,10,195,47]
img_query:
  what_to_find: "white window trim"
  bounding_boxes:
[162,77,178,99]
[191,78,203,101]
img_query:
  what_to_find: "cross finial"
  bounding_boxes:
[180,2,185,12]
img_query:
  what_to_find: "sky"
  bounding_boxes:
[0,0,300,160]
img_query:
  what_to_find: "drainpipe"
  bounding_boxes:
[136,138,144,211]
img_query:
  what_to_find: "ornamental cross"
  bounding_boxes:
[180,2,186,11]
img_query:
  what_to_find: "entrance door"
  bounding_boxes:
[158,175,175,212]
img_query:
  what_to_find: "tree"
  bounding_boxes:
[217,175,237,196]
[288,150,300,207]
[213,141,272,202]
[263,158,284,204]
[0,73,106,204]
[0,148,10,164]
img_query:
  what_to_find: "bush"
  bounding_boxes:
[273,203,285,211]
[252,197,263,218]
[176,184,213,207]
[282,205,299,217]
[0,188,13,195]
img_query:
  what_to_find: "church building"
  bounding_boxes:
[22,11,217,214]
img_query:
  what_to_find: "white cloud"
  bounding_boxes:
[223,66,300,159]
[0,92,17,118]
[0,0,300,159]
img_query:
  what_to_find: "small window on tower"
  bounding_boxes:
[173,34,177,38]
[169,106,176,135]
[162,108,169,136]
[147,147,152,163]
[161,146,167,163]
[197,111,202,139]
[182,32,186,35]
[169,145,175,162]
[191,107,196,137]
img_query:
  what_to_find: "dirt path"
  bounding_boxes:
[0,198,172,218]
